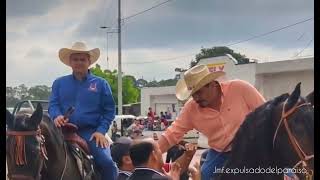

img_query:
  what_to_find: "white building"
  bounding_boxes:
[141,56,314,116]
[140,56,314,147]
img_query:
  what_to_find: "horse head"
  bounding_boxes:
[272,83,314,179]
[6,103,47,180]
[218,83,314,180]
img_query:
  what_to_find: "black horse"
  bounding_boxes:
[217,83,314,180]
[6,105,101,180]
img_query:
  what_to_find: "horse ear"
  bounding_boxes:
[306,91,314,106]
[286,82,301,111]
[6,109,14,129]
[29,103,43,128]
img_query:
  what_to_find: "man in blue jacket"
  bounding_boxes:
[48,42,117,179]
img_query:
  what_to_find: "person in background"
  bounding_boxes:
[147,107,155,130]
[160,112,166,120]
[111,121,118,141]
[111,137,134,180]
[147,107,155,120]
[153,133,159,141]
[164,111,171,119]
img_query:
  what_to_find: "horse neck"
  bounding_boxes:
[40,118,65,161]
[40,118,83,180]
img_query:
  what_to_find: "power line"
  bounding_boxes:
[226,17,313,47]
[122,0,173,21]
[124,53,194,64]
[122,17,313,65]
[292,37,314,58]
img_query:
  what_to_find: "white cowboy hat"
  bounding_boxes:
[176,64,225,101]
[58,42,100,66]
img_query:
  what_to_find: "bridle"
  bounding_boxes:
[6,128,48,180]
[273,99,314,180]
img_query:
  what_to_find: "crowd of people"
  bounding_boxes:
[146,107,172,131]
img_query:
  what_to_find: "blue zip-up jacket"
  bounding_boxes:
[48,71,115,134]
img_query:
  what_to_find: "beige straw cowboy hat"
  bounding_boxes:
[58,42,100,66]
[176,64,225,101]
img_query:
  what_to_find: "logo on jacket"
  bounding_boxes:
[88,83,97,92]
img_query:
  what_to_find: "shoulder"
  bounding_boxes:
[52,74,72,85]
[226,79,254,89]
[90,74,107,83]
[89,75,111,88]
[183,98,198,110]
[117,173,130,180]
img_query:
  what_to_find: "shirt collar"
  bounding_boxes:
[133,167,165,176]
[216,80,225,96]
[119,170,132,176]
[72,70,92,81]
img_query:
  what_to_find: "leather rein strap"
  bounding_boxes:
[273,99,314,179]
[6,128,47,180]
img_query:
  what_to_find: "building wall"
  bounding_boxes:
[141,86,177,116]
[256,70,314,100]
[140,57,314,116]
[198,55,257,85]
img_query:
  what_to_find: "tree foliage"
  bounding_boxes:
[90,64,141,105]
[190,46,250,67]
[6,84,51,107]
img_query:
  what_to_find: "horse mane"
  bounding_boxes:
[226,93,289,167]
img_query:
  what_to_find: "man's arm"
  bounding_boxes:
[158,103,193,153]
[96,81,116,134]
[48,80,62,121]
[236,80,266,111]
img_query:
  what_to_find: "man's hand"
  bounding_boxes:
[90,132,109,148]
[184,143,197,157]
[54,115,68,127]
[188,162,201,180]
[163,162,181,180]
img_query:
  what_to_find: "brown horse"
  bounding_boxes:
[217,83,314,180]
[6,104,101,180]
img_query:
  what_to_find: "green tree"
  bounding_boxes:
[158,79,178,86]
[28,85,51,100]
[190,46,250,67]
[6,87,19,107]
[136,78,148,88]
[90,64,140,105]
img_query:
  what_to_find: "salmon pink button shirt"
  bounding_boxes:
[158,79,266,152]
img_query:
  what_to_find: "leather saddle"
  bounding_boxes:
[61,123,100,180]
[61,123,90,154]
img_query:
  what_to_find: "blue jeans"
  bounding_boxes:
[79,129,118,180]
[201,149,230,180]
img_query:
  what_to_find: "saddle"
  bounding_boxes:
[61,123,100,180]
[61,123,90,154]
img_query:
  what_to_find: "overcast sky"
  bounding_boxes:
[6,0,314,87]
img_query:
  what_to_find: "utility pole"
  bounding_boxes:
[118,0,122,115]
[106,33,109,69]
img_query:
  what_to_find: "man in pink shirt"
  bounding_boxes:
[157,64,266,180]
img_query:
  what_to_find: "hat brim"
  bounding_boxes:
[58,48,100,67]
[175,71,225,101]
